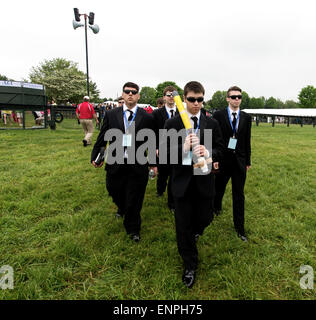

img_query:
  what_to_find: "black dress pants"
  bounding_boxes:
[106,165,148,235]
[157,164,174,209]
[214,160,247,235]
[174,177,214,270]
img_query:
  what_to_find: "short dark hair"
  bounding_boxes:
[123,82,139,92]
[183,81,205,97]
[227,86,242,97]
[156,97,164,105]
[163,86,176,96]
[117,96,123,101]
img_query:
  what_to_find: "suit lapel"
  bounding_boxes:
[162,107,169,122]
[236,111,245,136]
[224,108,233,135]
[198,113,207,143]
[115,107,125,133]
[134,106,144,131]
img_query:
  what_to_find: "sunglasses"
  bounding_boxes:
[186,96,204,103]
[118,101,124,104]
[124,89,138,95]
[229,95,242,100]
[165,93,173,97]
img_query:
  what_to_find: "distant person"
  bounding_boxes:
[213,86,252,242]
[117,96,124,108]
[76,96,99,147]
[156,97,164,109]
[152,86,178,212]
[34,111,44,125]
[2,110,13,125]
[144,105,153,114]
[16,111,23,126]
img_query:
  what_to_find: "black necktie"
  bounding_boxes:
[170,110,174,118]
[232,112,237,129]
[191,116,198,129]
[127,110,133,121]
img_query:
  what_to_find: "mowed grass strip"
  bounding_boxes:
[0,122,316,300]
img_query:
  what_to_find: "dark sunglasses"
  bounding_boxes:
[124,89,138,95]
[186,96,204,103]
[165,93,173,97]
[229,95,242,100]
[118,101,124,103]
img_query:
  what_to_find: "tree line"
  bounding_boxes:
[1,57,316,108]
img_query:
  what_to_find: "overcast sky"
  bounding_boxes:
[1,0,316,101]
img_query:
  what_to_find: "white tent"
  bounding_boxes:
[243,108,316,117]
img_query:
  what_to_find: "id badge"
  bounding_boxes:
[228,137,237,150]
[122,134,132,147]
[182,151,192,165]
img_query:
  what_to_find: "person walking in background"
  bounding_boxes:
[152,86,178,212]
[156,97,164,109]
[117,96,124,108]
[76,96,99,147]
[213,86,252,242]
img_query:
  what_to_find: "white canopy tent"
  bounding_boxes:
[243,109,316,117]
[242,108,316,127]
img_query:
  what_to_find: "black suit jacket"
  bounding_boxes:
[91,106,155,175]
[213,108,251,169]
[163,114,224,198]
[152,106,178,146]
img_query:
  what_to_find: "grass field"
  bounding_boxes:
[0,120,316,300]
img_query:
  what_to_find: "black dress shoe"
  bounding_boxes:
[237,233,248,242]
[182,269,196,288]
[82,139,87,147]
[130,234,140,242]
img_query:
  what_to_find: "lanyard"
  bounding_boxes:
[123,106,138,132]
[227,107,240,137]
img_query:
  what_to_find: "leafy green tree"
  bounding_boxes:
[248,97,265,109]
[211,91,227,109]
[265,97,279,109]
[0,74,9,81]
[155,81,183,100]
[139,86,157,105]
[29,58,100,104]
[284,100,299,108]
[240,91,249,109]
[298,85,316,108]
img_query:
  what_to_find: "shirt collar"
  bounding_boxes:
[165,105,176,112]
[123,104,137,113]
[186,110,201,119]
[228,106,240,116]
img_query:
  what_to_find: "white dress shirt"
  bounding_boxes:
[165,105,177,119]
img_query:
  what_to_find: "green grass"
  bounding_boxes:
[0,121,316,300]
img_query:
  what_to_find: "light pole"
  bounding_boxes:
[73,8,99,97]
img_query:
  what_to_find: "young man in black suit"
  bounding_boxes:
[213,86,252,242]
[152,86,178,212]
[164,81,224,288]
[91,82,157,242]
